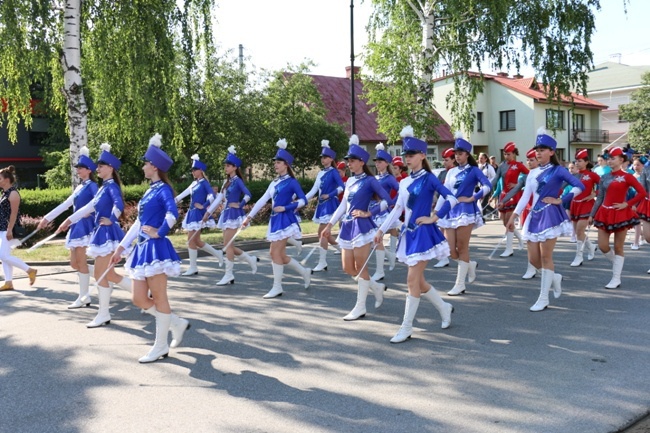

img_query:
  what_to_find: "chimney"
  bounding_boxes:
[346,66,360,79]
[496,72,508,77]
[513,73,523,79]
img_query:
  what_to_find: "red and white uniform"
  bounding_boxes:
[591,170,646,233]
[570,170,600,221]
[495,161,529,212]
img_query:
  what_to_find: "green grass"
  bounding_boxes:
[13,221,322,262]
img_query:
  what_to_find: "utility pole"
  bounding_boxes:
[350,0,356,134]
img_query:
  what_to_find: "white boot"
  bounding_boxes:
[605,255,624,289]
[216,259,235,285]
[586,239,596,261]
[514,229,524,250]
[200,243,224,267]
[287,237,303,255]
[447,261,469,295]
[287,258,311,289]
[313,247,328,272]
[390,295,420,343]
[68,272,91,309]
[115,276,132,292]
[371,249,386,281]
[333,243,342,255]
[570,241,584,267]
[369,279,386,308]
[240,252,258,274]
[522,263,540,279]
[389,235,398,254]
[500,232,514,257]
[552,272,562,299]
[603,249,615,264]
[169,313,190,348]
[386,250,396,271]
[139,312,171,363]
[530,269,552,312]
[467,261,478,284]
[87,285,112,328]
[263,263,284,298]
[421,286,454,329]
[182,248,199,275]
[343,279,369,321]
[434,256,450,268]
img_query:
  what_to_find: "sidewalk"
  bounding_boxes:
[1,220,649,433]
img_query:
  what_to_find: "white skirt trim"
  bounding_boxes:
[267,223,302,242]
[523,218,574,243]
[337,230,376,250]
[128,260,181,281]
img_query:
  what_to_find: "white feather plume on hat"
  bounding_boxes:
[321,139,330,148]
[149,133,163,148]
[349,134,359,146]
[228,145,237,154]
[276,138,287,149]
[537,126,548,136]
[80,146,90,156]
[100,142,111,152]
[454,131,465,140]
[375,142,385,151]
[400,126,414,138]
[191,154,200,161]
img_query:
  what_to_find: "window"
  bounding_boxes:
[499,110,516,131]
[546,109,565,129]
[476,112,484,132]
[555,148,565,162]
[573,114,585,131]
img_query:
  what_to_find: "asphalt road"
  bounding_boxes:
[1,220,649,433]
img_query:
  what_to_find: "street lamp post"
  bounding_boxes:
[350,0,356,135]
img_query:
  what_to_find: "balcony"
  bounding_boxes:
[571,129,610,144]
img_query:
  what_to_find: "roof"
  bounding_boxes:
[308,73,454,144]
[434,71,607,110]
[587,62,650,92]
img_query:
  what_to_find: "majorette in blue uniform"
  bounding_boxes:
[205,145,258,286]
[369,142,400,281]
[377,126,458,344]
[117,133,189,364]
[326,136,393,321]
[41,146,98,309]
[304,139,345,272]
[244,139,312,299]
[436,132,492,296]
[175,153,224,276]
[513,128,583,312]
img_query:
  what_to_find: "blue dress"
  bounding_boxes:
[44,179,98,249]
[437,164,492,230]
[121,181,181,280]
[177,178,216,231]
[514,163,583,242]
[305,167,345,224]
[247,174,307,242]
[68,179,125,258]
[328,173,392,249]
[379,169,456,266]
[215,176,251,230]
[370,172,400,230]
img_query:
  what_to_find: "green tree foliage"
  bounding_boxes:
[363,0,608,140]
[620,72,650,153]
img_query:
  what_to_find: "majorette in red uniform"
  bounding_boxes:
[589,147,647,289]
[568,148,600,267]
[492,142,529,257]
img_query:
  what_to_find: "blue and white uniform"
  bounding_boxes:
[370,172,400,230]
[68,179,124,258]
[328,173,392,249]
[44,179,98,249]
[437,164,491,230]
[120,180,181,280]
[176,178,216,231]
[247,174,307,242]
[305,167,345,224]
[514,163,583,242]
[207,176,252,230]
[379,169,457,266]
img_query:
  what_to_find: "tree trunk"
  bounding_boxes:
[61,0,87,187]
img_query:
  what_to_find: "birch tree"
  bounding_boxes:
[362,0,611,141]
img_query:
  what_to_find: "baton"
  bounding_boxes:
[488,236,506,259]
[353,244,378,282]
[27,231,59,252]
[11,229,40,249]
[186,228,202,245]
[222,228,243,251]
[300,245,319,265]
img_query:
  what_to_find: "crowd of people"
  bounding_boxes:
[1,127,649,361]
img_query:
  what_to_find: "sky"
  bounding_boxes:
[213,0,650,78]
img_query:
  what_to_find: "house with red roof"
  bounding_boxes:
[432,72,608,162]
[309,67,454,165]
